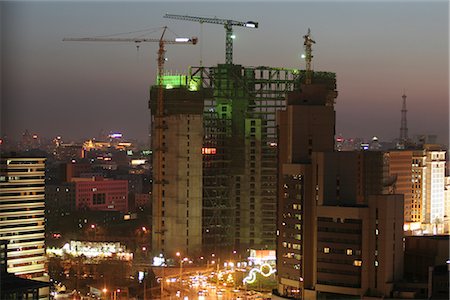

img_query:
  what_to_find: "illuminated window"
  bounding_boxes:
[323,247,330,254]
[353,260,362,267]
[346,249,353,255]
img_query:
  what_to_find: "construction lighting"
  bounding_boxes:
[231,35,236,39]
[245,22,258,28]
[175,37,190,42]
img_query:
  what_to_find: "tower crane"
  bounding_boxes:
[303,28,315,85]
[164,14,258,65]
[63,27,198,255]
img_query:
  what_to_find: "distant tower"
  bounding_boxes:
[399,93,409,144]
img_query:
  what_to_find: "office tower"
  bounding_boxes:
[276,78,336,298]
[0,240,49,300]
[385,151,415,221]
[149,77,205,256]
[0,157,48,283]
[275,77,404,299]
[386,144,447,233]
[423,145,446,227]
[311,194,404,298]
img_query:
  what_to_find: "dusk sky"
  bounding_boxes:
[2,1,449,146]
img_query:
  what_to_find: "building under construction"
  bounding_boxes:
[149,64,337,258]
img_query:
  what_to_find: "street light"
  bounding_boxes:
[179,257,188,286]
[113,288,121,300]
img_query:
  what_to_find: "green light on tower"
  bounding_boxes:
[155,75,201,91]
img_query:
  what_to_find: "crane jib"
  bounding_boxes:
[163,13,258,64]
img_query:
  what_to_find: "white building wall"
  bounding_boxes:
[426,151,446,225]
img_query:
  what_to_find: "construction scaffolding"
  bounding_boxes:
[190,64,337,254]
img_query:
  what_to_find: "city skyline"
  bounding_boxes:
[2,1,449,146]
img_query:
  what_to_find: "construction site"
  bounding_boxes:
[63,14,338,259]
[145,15,338,259]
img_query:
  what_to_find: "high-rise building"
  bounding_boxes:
[275,77,404,299]
[385,151,415,221]
[386,144,447,233]
[423,145,446,227]
[194,65,339,256]
[149,65,338,259]
[0,157,48,286]
[149,78,205,257]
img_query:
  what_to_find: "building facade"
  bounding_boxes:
[275,78,405,299]
[424,145,446,226]
[150,81,204,257]
[386,144,447,234]
[0,157,48,284]
[73,177,128,213]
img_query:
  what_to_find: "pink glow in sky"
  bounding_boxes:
[2,1,448,146]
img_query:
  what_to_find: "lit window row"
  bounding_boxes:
[322,247,354,256]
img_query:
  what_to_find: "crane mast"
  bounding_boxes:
[63,27,197,255]
[303,28,315,85]
[164,14,258,64]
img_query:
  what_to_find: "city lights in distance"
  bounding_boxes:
[109,133,123,139]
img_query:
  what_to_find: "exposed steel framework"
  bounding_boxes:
[189,64,336,254]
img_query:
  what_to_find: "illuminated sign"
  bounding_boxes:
[153,255,165,266]
[109,133,123,139]
[47,240,132,260]
[202,147,217,155]
[131,159,147,166]
[248,249,276,264]
[138,271,145,282]
[243,263,276,284]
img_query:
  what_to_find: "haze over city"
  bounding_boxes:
[2,1,450,300]
[2,0,448,146]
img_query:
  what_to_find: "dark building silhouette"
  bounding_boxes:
[275,77,405,299]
